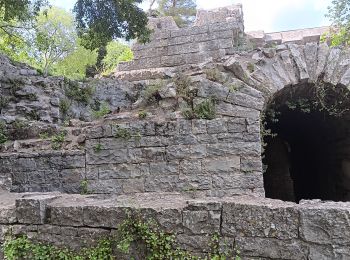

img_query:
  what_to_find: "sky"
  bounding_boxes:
[50,0,331,32]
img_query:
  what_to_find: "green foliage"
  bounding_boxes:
[183,99,216,120]
[38,132,49,139]
[114,125,141,142]
[138,110,148,119]
[0,121,7,144]
[0,0,47,24]
[174,73,197,109]
[64,80,95,104]
[93,143,103,153]
[59,98,71,116]
[194,99,216,120]
[247,63,255,73]
[101,41,133,75]
[0,96,9,111]
[74,0,151,53]
[80,179,89,195]
[144,81,163,105]
[52,44,98,80]
[157,0,197,27]
[26,110,40,121]
[3,234,112,260]
[35,7,77,76]
[325,0,350,46]
[204,68,226,84]
[92,102,111,119]
[3,216,241,260]
[51,131,66,150]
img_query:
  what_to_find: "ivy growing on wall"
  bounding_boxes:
[3,213,241,260]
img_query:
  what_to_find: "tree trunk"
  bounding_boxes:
[149,0,156,13]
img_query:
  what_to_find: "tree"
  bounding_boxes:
[101,41,133,75]
[325,0,350,46]
[52,44,98,80]
[34,7,77,76]
[74,0,151,54]
[0,0,48,36]
[157,0,196,27]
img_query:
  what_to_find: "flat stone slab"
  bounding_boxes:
[1,192,350,259]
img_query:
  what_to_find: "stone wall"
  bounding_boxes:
[116,4,245,72]
[83,117,264,196]
[1,192,350,259]
[0,54,137,126]
[0,151,85,193]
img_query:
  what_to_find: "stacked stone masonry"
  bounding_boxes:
[1,192,350,259]
[1,3,350,260]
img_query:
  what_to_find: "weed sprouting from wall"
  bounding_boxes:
[3,213,241,260]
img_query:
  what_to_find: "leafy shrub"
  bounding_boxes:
[3,215,241,259]
[51,131,66,150]
[143,81,163,105]
[183,99,216,120]
[138,111,147,119]
[204,68,226,84]
[92,102,111,119]
[64,79,95,104]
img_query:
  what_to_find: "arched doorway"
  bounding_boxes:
[262,82,350,202]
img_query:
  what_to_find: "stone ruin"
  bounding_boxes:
[1,4,350,259]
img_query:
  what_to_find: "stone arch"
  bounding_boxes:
[225,42,350,202]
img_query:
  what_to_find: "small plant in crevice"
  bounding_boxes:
[247,63,255,73]
[260,105,280,158]
[208,233,241,260]
[143,80,164,105]
[39,132,50,140]
[26,110,40,121]
[174,73,198,109]
[93,143,103,153]
[183,98,216,120]
[204,68,226,84]
[138,110,147,119]
[0,121,7,145]
[64,78,95,105]
[225,83,243,100]
[0,96,10,112]
[59,98,71,117]
[92,102,111,119]
[80,179,89,195]
[9,81,23,96]
[51,131,66,150]
[114,125,142,142]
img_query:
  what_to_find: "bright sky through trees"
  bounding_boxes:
[50,0,331,32]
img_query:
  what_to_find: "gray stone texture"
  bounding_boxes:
[1,192,350,259]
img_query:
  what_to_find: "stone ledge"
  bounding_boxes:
[2,192,350,259]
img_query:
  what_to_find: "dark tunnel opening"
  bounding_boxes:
[262,83,350,203]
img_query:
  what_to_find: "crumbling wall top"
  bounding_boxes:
[194,4,244,28]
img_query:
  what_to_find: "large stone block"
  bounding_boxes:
[183,201,221,235]
[299,201,350,245]
[222,197,299,239]
[235,237,308,260]
[86,149,129,165]
[16,194,59,224]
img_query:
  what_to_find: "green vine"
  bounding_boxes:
[3,215,241,260]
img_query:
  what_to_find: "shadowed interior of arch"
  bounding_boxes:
[262,82,350,203]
